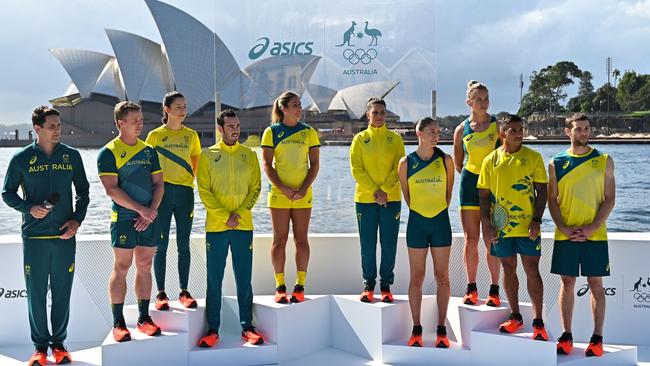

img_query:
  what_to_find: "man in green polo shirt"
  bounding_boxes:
[2,106,90,366]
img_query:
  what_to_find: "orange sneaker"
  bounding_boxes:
[198,330,219,347]
[290,284,305,303]
[28,350,47,366]
[241,327,264,345]
[380,286,394,303]
[532,323,549,341]
[586,336,604,357]
[360,286,374,303]
[486,293,501,307]
[407,334,423,347]
[275,285,289,304]
[155,291,170,311]
[463,289,478,305]
[499,314,524,333]
[112,322,131,342]
[435,334,450,348]
[179,290,197,308]
[556,332,573,355]
[51,344,71,364]
[137,317,162,336]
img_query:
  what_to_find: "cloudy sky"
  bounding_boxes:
[1,0,649,125]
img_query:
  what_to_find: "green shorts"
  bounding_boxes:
[406,209,452,248]
[551,240,610,277]
[490,236,541,258]
[110,219,159,249]
[459,169,480,211]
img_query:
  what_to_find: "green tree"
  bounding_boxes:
[592,84,620,112]
[518,61,582,116]
[616,71,650,111]
[612,69,621,87]
[567,71,595,112]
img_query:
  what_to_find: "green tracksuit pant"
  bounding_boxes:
[205,231,253,331]
[355,202,401,289]
[154,182,194,291]
[23,237,75,349]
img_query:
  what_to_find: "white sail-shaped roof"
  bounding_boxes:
[304,83,338,113]
[93,57,126,99]
[145,0,241,113]
[50,49,112,98]
[105,29,172,103]
[329,80,399,119]
[243,55,321,103]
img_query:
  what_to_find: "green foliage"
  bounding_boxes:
[519,61,582,115]
[616,71,650,112]
[592,84,620,112]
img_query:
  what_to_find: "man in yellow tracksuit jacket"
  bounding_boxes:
[350,98,405,303]
[196,110,263,347]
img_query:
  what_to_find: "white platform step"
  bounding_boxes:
[247,295,330,362]
[101,327,188,366]
[456,300,534,348]
[383,337,471,365]
[0,342,102,366]
[189,331,278,366]
[557,343,638,366]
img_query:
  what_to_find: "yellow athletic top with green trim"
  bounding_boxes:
[261,122,320,191]
[461,116,500,174]
[406,148,448,218]
[146,125,201,188]
[197,141,261,232]
[350,124,405,203]
[97,138,162,222]
[477,146,547,238]
[552,148,608,241]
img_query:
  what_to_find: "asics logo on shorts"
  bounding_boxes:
[68,263,75,273]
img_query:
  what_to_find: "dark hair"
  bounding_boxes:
[114,101,142,127]
[162,91,185,124]
[565,112,589,129]
[31,106,60,127]
[498,113,524,132]
[415,117,437,131]
[272,91,300,123]
[216,109,237,127]
[366,97,386,111]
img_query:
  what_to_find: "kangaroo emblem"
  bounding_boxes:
[336,21,356,47]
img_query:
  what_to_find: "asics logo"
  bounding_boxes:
[364,137,370,144]
[562,161,570,169]
[278,131,285,138]
[29,156,37,164]
[412,162,419,169]
[162,136,168,142]
[120,151,126,158]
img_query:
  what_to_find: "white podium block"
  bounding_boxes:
[471,323,555,366]
[251,295,330,362]
[383,337,471,366]
[557,343,637,366]
[188,332,278,366]
[0,343,102,366]
[101,328,188,366]
[124,299,206,350]
[455,300,532,348]
[331,295,418,361]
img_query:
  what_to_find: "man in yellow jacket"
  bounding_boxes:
[350,98,405,303]
[196,110,263,347]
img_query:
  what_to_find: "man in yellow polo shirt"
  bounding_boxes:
[478,114,548,340]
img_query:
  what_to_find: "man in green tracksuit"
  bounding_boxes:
[2,106,90,366]
[196,110,264,347]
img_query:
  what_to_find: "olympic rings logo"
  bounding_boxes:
[343,48,377,65]
[633,292,650,302]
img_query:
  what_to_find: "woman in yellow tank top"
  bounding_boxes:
[398,117,455,348]
[452,81,501,307]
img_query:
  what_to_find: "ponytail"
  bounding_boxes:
[271,91,299,124]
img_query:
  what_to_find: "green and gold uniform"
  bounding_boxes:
[261,122,320,209]
[146,125,201,291]
[97,137,162,248]
[550,148,610,277]
[350,124,405,289]
[405,148,452,248]
[2,141,89,350]
[460,116,499,210]
[197,141,261,331]
[477,146,547,257]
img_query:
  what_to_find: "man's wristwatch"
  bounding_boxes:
[532,216,542,224]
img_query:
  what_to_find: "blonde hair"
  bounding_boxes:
[466,80,489,100]
[271,91,299,123]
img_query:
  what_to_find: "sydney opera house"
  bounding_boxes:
[49,0,436,146]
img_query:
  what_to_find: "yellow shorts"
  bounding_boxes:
[268,186,313,209]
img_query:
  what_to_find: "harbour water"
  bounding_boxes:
[0,144,648,235]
